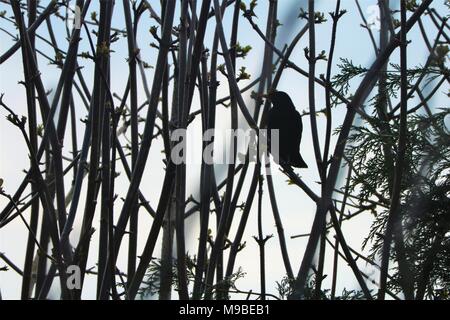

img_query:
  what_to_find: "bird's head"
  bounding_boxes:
[264,90,295,109]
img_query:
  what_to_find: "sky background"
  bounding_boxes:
[1,0,449,299]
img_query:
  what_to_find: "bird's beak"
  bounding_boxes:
[261,93,271,99]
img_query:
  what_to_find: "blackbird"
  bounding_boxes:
[266,91,308,168]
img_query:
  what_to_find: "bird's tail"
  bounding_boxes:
[290,153,308,168]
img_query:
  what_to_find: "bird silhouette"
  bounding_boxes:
[266,91,308,168]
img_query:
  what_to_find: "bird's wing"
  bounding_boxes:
[267,107,287,155]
